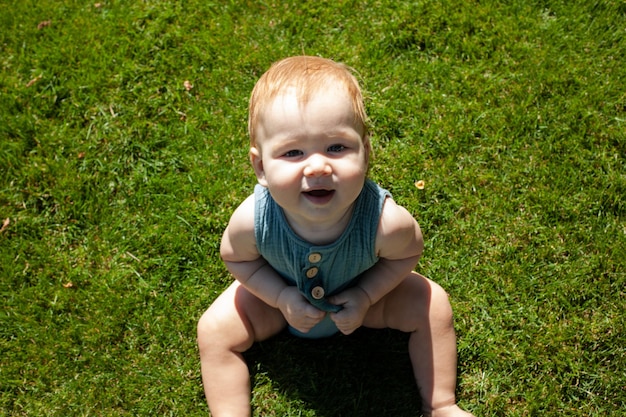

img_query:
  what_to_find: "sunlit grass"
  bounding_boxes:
[1,1,624,415]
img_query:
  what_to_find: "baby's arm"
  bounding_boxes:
[357,197,423,304]
[220,195,325,333]
[330,197,423,334]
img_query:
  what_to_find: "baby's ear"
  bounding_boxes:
[249,147,268,186]
[363,134,373,164]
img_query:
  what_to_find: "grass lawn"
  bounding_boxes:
[1,0,624,416]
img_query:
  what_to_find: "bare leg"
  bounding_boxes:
[363,272,474,417]
[197,281,286,417]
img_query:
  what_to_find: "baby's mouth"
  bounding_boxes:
[303,189,335,204]
[305,189,334,197]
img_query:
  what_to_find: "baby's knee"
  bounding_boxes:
[427,280,455,326]
[197,306,240,350]
[197,293,261,357]
[429,280,450,304]
[197,308,219,348]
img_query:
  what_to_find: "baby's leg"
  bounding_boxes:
[197,281,286,417]
[363,272,474,417]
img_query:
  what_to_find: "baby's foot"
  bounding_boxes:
[423,404,475,417]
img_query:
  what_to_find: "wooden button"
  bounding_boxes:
[308,253,322,263]
[306,267,319,278]
[311,286,325,299]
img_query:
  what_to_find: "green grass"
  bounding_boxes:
[1,0,624,416]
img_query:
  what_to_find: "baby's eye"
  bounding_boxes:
[328,144,346,153]
[283,150,303,158]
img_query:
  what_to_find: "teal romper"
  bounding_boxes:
[254,179,391,339]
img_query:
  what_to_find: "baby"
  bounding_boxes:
[197,56,474,417]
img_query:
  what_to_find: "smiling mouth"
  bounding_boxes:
[305,189,334,197]
[303,189,335,204]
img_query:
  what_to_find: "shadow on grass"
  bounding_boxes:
[245,327,422,416]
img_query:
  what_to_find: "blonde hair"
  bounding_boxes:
[248,56,368,147]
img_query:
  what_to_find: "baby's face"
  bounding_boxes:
[250,85,369,231]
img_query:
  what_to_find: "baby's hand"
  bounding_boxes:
[328,287,371,335]
[276,286,325,333]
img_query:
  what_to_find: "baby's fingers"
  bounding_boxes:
[293,311,325,333]
[305,304,325,320]
[330,310,359,335]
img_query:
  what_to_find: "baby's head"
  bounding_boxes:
[248,56,369,149]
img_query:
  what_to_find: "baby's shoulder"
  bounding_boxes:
[230,193,256,229]
[221,194,257,261]
[375,198,423,259]
[379,197,415,231]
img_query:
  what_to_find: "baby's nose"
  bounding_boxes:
[303,154,332,177]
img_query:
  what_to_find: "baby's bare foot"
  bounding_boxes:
[423,404,475,417]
